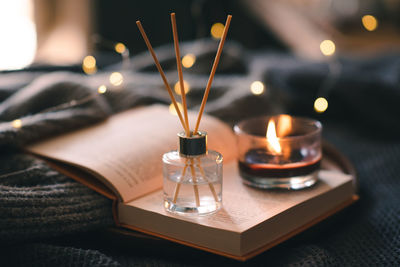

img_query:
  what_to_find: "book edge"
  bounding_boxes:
[118,194,358,261]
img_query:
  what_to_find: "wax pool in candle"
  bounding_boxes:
[238,148,321,178]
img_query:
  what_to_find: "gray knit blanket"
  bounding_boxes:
[1,40,400,266]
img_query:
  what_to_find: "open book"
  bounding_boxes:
[27,105,357,261]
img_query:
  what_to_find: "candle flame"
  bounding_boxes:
[266,120,281,154]
[277,114,292,137]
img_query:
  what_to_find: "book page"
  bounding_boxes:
[27,105,237,202]
[121,162,353,233]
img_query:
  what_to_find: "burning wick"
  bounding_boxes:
[266,120,281,155]
[266,115,292,161]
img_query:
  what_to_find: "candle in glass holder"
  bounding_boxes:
[234,115,322,190]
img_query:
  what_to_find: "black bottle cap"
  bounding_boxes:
[178,131,207,156]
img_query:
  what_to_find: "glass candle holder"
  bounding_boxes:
[234,115,322,190]
[163,131,223,216]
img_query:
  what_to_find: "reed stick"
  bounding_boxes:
[190,159,200,206]
[171,13,190,137]
[171,13,201,207]
[194,15,232,134]
[136,21,188,133]
[172,163,188,203]
[196,158,218,202]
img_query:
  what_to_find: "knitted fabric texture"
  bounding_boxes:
[0,40,399,266]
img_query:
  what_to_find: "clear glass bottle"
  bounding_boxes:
[163,131,223,216]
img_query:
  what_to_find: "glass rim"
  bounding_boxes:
[233,115,322,141]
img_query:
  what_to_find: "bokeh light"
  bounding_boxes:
[314,97,328,113]
[83,55,96,68]
[174,80,190,95]
[169,102,183,116]
[82,55,97,74]
[211,23,224,39]
[182,54,196,68]
[115,43,126,54]
[97,85,107,94]
[362,15,378,31]
[12,119,22,129]
[109,72,123,86]
[250,81,265,95]
[320,40,336,56]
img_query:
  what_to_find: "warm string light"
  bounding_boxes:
[320,40,336,56]
[109,72,124,86]
[11,119,22,129]
[210,22,224,39]
[82,37,129,96]
[182,54,196,68]
[314,97,328,113]
[83,55,96,68]
[362,15,378,31]
[174,80,190,95]
[315,13,377,114]
[92,35,130,69]
[316,39,335,113]
[97,85,107,94]
[169,102,183,116]
[82,55,97,74]
[5,10,382,124]
[250,81,265,95]
[114,42,126,54]
[9,86,109,129]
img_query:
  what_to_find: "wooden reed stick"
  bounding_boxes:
[194,15,232,134]
[171,13,190,136]
[196,158,218,202]
[136,20,188,133]
[172,163,188,203]
[190,159,200,206]
[171,13,201,207]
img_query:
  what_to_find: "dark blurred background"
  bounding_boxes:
[93,0,285,53]
[2,0,399,71]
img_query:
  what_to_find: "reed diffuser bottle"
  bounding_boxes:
[137,13,231,216]
[163,131,223,215]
